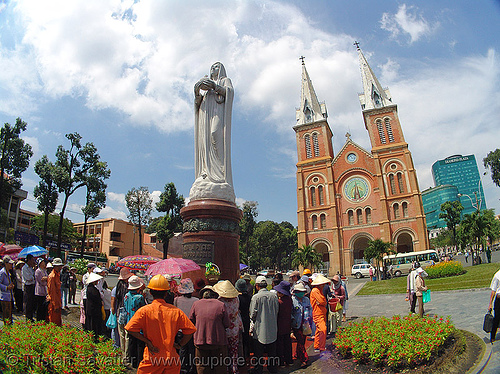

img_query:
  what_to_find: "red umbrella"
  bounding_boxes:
[145,258,200,276]
[0,244,23,261]
[116,255,162,270]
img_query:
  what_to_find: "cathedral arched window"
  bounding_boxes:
[376,120,386,144]
[393,203,400,219]
[397,172,404,193]
[312,133,320,157]
[305,134,312,158]
[402,202,408,218]
[389,174,396,195]
[385,118,394,142]
[356,209,363,225]
[365,207,372,223]
[310,186,316,207]
[318,185,324,205]
[312,215,318,230]
[320,214,326,229]
[348,210,354,226]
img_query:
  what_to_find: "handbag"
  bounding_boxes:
[422,290,431,303]
[106,312,117,329]
[334,301,343,312]
[302,320,312,336]
[483,311,494,333]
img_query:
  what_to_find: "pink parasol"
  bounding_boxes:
[0,244,23,261]
[116,255,162,270]
[145,257,201,276]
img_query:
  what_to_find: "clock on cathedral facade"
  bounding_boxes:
[293,47,429,277]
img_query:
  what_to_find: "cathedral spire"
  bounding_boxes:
[296,57,327,126]
[356,42,393,111]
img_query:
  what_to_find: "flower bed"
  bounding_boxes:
[333,315,455,369]
[426,261,465,279]
[0,321,125,374]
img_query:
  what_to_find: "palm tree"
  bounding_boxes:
[364,239,394,281]
[291,244,323,271]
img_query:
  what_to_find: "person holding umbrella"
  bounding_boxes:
[0,255,15,325]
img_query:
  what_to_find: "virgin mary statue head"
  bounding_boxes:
[210,62,227,81]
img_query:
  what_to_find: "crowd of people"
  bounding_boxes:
[0,254,76,326]
[1,255,350,374]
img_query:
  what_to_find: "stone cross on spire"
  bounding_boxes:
[353,41,360,50]
[299,56,305,65]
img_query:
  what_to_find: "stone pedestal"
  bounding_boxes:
[180,199,242,283]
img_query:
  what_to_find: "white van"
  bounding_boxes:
[351,264,374,279]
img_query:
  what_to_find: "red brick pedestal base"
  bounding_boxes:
[180,199,242,284]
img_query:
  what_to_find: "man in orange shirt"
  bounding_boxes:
[310,274,330,352]
[47,258,63,326]
[126,275,196,374]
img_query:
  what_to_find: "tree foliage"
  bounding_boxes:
[291,244,323,271]
[364,239,394,281]
[33,155,59,247]
[31,214,80,248]
[125,186,153,255]
[149,182,184,258]
[53,133,105,257]
[239,201,258,265]
[484,149,500,188]
[439,200,464,248]
[0,118,33,207]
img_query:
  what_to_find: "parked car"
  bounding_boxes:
[351,264,374,279]
[257,269,275,278]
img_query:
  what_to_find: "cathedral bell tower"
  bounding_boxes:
[293,57,341,275]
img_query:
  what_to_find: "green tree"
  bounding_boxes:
[279,221,298,270]
[429,229,453,250]
[53,133,104,258]
[31,214,80,248]
[125,186,153,255]
[364,239,394,281]
[239,201,258,265]
[484,149,500,188]
[0,118,33,207]
[151,182,184,258]
[80,160,110,257]
[439,200,464,249]
[291,244,323,271]
[33,155,59,247]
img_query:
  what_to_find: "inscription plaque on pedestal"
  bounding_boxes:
[183,241,214,265]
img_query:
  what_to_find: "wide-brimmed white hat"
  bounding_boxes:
[52,258,63,266]
[87,272,103,284]
[128,275,144,290]
[213,280,239,298]
[293,283,307,292]
[311,274,330,286]
[93,267,103,273]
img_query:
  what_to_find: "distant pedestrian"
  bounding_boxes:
[47,258,64,326]
[69,267,77,304]
[487,248,492,264]
[0,255,15,325]
[406,263,418,314]
[190,285,229,374]
[310,275,329,352]
[330,275,346,334]
[112,267,133,354]
[214,280,243,374]
[22,255,36,321]
[60,266,70,310]
[82,262,97,330]
[488,268,500,343]
[465,251,469,263]
[250,275,279,374]
[369,266,374,281]
[123,275,147,368]
[291,282,312,367]
[415,268,427,318]
[274,281,293,366]
[86,272,104,340]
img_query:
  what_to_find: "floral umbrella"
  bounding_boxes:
[117,255,162,270]
[145,257,200,276]
[0,244,23,261]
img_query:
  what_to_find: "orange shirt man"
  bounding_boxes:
[47,258,63,326]
[310,275,330,352]
[126,275,196,374]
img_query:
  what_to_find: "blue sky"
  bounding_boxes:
[0,0,499,226]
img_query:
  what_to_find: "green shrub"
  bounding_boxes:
[0,321,125,374]
[425,260,466,279]
[69,258,89,275]
[334,314,455,369]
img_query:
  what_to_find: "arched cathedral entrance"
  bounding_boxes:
[312,240,330,274]
[395,232,414,253]
[352,235,371,264]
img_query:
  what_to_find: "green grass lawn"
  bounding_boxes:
[357,262,500,295]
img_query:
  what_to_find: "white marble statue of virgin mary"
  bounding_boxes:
[188,62,235,203]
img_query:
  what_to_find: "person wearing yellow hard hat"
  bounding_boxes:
[302,269,312,276]
[126,274,197,374]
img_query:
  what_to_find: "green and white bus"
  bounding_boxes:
[383,250,439,277]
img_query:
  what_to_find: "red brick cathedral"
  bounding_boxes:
[294,46,428,276]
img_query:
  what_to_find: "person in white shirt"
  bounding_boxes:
[488,269,500,343]
[22,254,36,321]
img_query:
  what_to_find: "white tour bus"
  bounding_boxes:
[383,250,439,277]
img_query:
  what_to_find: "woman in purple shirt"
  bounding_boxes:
[35,259,49,321]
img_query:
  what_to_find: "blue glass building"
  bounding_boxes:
[422,185,460,229]
[431,155,486,217]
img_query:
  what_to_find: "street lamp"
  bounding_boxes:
[457,179,483,212]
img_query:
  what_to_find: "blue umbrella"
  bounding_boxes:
[18,245,48,258]
[240,263,249,271]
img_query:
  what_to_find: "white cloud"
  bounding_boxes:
[380,4,437,43]
[22,136,40,159]
[150,190,161,205]
[99,205,127,220]
[107,192,125,205]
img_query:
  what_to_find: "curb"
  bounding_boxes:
[354,287,491,298]
[468,338,490,374]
